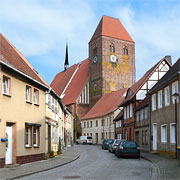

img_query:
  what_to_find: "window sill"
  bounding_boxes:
[161,142,167,144]
[170,143,176,145]
[3,93,11,98]
[26,101,32,104]
[25,145,32,148]
[33,145,40,148]
[34,103,39,106]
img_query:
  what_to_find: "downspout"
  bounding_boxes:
[148,97,151,152]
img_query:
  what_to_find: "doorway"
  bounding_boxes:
[96,133,98,144]
[6,126,12,164]
[153,123,157,151]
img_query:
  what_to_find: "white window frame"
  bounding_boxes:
[164,86,170,106]
[172,81,179,104]
[140,109,144,121]
[130,103,133,117]
[25,126,31,147]
[152,94,156,111]
[144,107,148,120]
[127,105,129,119]
[170,123,176,144]
[119,120,122,127]
[158,90,162,109]
[33,127,38,147]
[2,76,10,95]
[33,89,39,104]
[124,107,126,119]
[161,124,167,143]
[55,99,58,113]
[26,86,31,102]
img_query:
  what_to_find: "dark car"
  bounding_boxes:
[102,139,114,150]
[116,141,140,158]
[115,139,126,156]
[108,139,115,152]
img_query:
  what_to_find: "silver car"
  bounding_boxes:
[76,136,93,144]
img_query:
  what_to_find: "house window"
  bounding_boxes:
[94,83,97,91]
[136,111,140,122]
[84,122,86,128]
[87,133,89,136]
[48,94,51,108]
[33,127,39,147]
[127,105,129,119]
[158,90,162,109]
[55,100,58,113]
[164,86,170,106]
[172,81,179,103]
[145,130,148,145]
[2,76,10,95]
[119,120,122,127]
[124,107,126,119]
[87,122,89,128]
[26,86,31,102]
[123,47,128,55]
[144,107,148,120]
[161,124,167,143]
[96,120,98,127]
[142,131,144,145]
[170,123,176,143]
[33,89,39,105]
[130,103,133,117]
[116,121,119,128]
[101,119,104,126]
[140,109,144,121]
[90,121,92,128]
[90,133,92,137]
[25,126,32,147]
[152,94,156,111]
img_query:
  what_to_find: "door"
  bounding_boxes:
[48,125,51,153]
[135,131,139,146]
[153,123,157,151]
[96,133,98,144]
[6,126,13,164]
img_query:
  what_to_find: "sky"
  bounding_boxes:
[0,0,180,84]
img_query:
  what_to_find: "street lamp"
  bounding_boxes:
[172,93,179,159]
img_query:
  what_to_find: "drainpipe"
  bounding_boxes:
[148,97,151,152]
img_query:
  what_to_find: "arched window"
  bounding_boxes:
[110,43,115,53]
[123,47,128,55]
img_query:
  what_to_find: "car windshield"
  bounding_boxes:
[115,140,121,144]
[123,141,137,147]
[106,139,112,143]
[87,137,92,139]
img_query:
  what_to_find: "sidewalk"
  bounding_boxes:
[0,145,80,180]
[141,152,180,180]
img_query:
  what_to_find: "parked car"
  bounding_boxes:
[116,141,140,158]
[109,139,121,153]
[102,139,114,150]
[115,139,126,156]
[76,136,93,144]
[109,139,115,152]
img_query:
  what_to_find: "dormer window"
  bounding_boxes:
[110,43,115,53]
[123,47,128,55]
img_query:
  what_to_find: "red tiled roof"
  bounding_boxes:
[51,58,89,105]
[89,15,134,43]
[82,88,127,120]
[0,33,48,86]
[120,57,172,106]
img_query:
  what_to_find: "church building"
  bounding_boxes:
[51,15,135,140]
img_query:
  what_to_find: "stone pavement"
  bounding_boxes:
[0,145,80,180]
[141,152,180,180]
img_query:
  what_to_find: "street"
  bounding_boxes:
[18,145,156,180]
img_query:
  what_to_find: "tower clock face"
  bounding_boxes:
[110,54,117,63]
[93,55,98,64]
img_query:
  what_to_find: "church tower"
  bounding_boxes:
[89,16,135,107]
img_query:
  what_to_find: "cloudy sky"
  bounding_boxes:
[0,0,180,84]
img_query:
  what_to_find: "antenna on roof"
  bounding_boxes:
[64,42,69,71]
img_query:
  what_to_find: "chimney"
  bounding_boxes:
[64,43,69,71]
[165,55,172,65]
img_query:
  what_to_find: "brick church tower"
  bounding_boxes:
[89,16,135,107]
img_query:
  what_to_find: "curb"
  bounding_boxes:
[4,150,81,180]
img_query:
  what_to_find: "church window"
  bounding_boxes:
[110,43,115,53]
[123,47,128,55]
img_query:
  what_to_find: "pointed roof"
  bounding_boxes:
[120,57,172,106]
[0,33,48,86]
[150,58,180,94]
[89,15,134,43]
[64,43,69,66]
[81,88,127,120]
[51,58,89,105]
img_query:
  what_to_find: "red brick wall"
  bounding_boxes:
[0,158,5,168]
[16,153,45,164]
